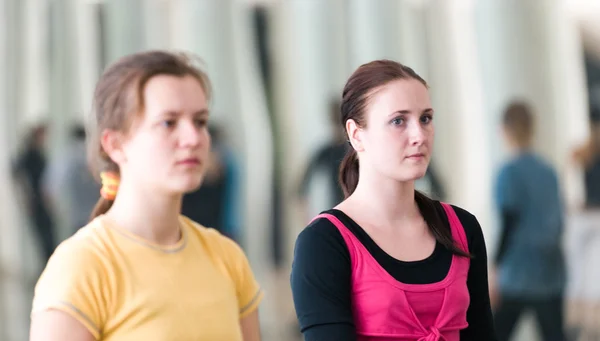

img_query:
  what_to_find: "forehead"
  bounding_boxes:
[366,79,430,116]
[142,74,208,115]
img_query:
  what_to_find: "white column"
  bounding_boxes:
[142,0,172,50]
[20,0,50,126]
[396,1,432,81]
[1,0,34,339]
[346,0,402,70]
[73,0,103,121]
[103,0,145,64]
[424,0,493,235]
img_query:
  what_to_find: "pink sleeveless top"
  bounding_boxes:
[313,203,470,341]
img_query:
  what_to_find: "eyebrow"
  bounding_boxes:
[160,109,209,117]
[388,108,434,117]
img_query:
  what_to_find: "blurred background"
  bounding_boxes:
[1,0,600,340]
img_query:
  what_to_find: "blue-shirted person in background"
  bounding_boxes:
[491,101,567,341]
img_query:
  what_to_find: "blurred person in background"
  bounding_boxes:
[13,123,56,265]
[43,123,100,234]
[30,51,262,341]
[297,99,349,215]
[291,60,496,340]
[492,101,566,341]
[182,124,241,242]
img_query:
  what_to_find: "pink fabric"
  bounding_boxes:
[313,203,470,341]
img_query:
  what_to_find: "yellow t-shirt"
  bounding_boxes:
[31,215,264,340]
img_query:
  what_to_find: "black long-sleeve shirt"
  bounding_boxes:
[291,201,497,340]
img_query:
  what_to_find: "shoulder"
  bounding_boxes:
[439,202,485,251]
[496,161,517,181]
[295,212,350,262]
[32,220,115,338]
[183,216,245,257]
[46,219,114,270]
[182,216,263,317]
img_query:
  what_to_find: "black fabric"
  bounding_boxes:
[182,176,226,232]
[494,295,565,341]
[494,209,518,265]
[584,156,600,208]
[291,201,497,340]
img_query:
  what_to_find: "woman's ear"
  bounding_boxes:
[346,119,364,152]
[100,129,127,165]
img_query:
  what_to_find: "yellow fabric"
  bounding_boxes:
[31,215,263,340]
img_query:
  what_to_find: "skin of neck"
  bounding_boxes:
[347,161,422,228]
[105,173,183,246]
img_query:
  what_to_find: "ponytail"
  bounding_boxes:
[89,170,119,221]
[415,190,471,258]
[90,197,114,221]
[339,148,359,198]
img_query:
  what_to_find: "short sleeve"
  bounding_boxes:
[31,238,109,340]
[218,237,264,318]
[494,166,520,212]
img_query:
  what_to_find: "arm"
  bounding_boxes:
[240,309,261,341]
[30,240,107,341]
[494,210,518,265]
[217,236,264,339]
[493,166,521,264]
[30,310,95,341]
[290,220,356,340]
[460,213,498,341]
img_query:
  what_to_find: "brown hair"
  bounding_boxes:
[88,50,212,220]
[338,59,470,257]
[502,101,534,148]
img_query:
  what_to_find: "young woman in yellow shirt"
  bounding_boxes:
[29,51,263,341]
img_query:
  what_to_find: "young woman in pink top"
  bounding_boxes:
[291,60,497,340]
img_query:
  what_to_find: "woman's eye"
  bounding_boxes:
[194,119,208,127]
[391,117,404,126]
[161,120,176,128]
[421,115,433,124]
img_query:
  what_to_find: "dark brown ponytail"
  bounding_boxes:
[339,149,359,198]
[90,197,114,221]
[415,191,471,258]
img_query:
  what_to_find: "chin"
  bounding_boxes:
[175,174,205,194]
[395,166,428,182]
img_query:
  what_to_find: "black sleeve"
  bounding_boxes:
[457,210,498,341]
[494,209,517,265]
[290,219,356,341]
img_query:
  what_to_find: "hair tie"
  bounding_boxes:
[100,171,120,201]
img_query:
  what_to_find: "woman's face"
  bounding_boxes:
[347,78,434,183]
[105,74,211,196]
